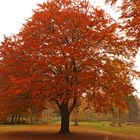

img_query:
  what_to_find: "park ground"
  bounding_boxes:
[0,122,140,140]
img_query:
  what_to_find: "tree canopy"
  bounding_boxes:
[0,0,139,133]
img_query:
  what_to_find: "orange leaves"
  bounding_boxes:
[122,0,140,48]
[0,0,138,117]
[9,76,31,86]
[108,0,140,54]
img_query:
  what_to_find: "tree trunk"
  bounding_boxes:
[46,111,49,124]
[112,110,116,127]
[17,114,21,124]
[59,102,70,134]
[118,109,122,127]
[11,114,15,124]
[2,115,7,124]
[35,118,38,124]
[97,113,100,122]
[31,115,33,123]
[74,118,78,126]
[14,115,18,124]
[74,103,79,126]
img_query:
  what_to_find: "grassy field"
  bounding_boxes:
[79,121,140,135]
[0,122,140,140]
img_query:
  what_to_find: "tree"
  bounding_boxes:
[0,0,138,133]
[85,58,135,126]
[106,0,140,125]
[127,95,139,122]
[105,0,140,52]
[73,101,80,126]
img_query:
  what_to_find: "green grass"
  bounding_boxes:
[49,120,140,135]
[50,120,140,135]
[79,121,140,135]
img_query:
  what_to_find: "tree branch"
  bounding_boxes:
[68,98,77,114]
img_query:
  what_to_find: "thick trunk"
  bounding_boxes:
[55,98,77,134]
[59,102,70,134]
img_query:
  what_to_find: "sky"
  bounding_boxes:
[0,0,121,40]
[0,0,140,97]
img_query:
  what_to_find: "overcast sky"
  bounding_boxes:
[0,0,140,97]
[0,0,120,40]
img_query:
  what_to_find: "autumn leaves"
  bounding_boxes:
[0,0,139,133]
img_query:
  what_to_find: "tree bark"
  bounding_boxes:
[11,114,15,124]
[74,103,79,126]
[118,109,122,127]
[112,110,116,127]
[17,114,21,124]
[14,115,18,124]
[59,102,70,134]
[74,117,78,126]
[2,116,7,124]
[97,112,100,122]
[31,115,33,123]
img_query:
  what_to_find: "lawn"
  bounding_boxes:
[0,122,140,140]
[79,121,140,135]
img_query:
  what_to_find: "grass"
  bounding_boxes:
[0,122,140,140]
[79,121,140,135]
[0,124,60,133]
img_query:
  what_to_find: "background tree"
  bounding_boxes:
[105,0,140,52]
[127,95,139,122]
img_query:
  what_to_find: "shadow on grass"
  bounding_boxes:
[0,126,139,140]
[0,131,110,140]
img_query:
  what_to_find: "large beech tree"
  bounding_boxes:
[0,0,139,133]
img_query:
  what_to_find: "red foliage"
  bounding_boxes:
[0,0,138,126]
